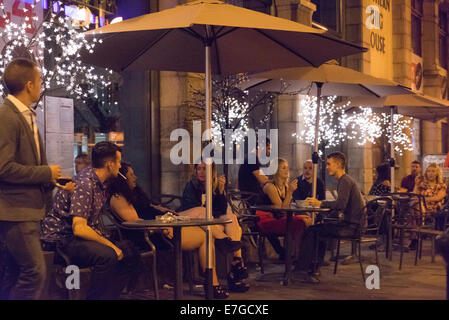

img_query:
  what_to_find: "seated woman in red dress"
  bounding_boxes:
[257,158,311,260]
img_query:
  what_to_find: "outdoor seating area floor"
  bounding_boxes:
[121,242,447,300]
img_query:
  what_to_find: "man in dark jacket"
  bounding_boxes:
[0,59,61,299]
[293,160,325,201]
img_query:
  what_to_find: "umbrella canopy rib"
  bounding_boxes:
[214,25,227,37]
[255,29,316,67]
[215,26,239,39]
[357,84,381,98]
[182,27,205,42]
[317,33,366,51]
[122,29,174,71]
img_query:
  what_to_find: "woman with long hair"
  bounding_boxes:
[368,163,391,196]
[181,161,249,293]
[412,163,447,238]
[108,162,242,299]
[414,163,447,213]
[258,158,310,261]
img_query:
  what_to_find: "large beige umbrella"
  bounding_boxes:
[242,61,410,198]
[81,1,365,74]
[81,0,366,296]
[343,94,449,191]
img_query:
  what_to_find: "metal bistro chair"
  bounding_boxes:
[415,198,449,265]
[227,191,263,271]
[317,198,389,283]
[389,192,426,270]
[101,206,160,300]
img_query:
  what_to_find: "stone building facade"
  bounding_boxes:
[118,0,449,197]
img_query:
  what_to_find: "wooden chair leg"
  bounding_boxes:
[333,239,340,275]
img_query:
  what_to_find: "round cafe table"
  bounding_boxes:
[250,204,330,285]
[123,217,231,300]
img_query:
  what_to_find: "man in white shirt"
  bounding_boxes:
[0,58,61,299]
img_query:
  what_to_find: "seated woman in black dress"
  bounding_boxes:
[108,162,241,299]
[181,161,249,293]
[369,163,391,196]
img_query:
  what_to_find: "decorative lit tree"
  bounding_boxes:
[296,95,413,184]
[375,113,414,156]
[295,95,383,149]
[0,0,119,130]
[187,74,282,187]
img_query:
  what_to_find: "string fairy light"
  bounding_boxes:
[295,96,413,155]
[0,0,116,108]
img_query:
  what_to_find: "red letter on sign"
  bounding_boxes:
[12,0,36,34]
[0,0,12,30]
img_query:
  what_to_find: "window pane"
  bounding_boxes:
[440,10,448,32]
[311,0,339,32]
[440,34,447,69]
[412,14,422,56]
[412,0,423,15]
[442,122,448,154]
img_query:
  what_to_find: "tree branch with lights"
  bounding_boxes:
[296,95,413,184]
[186,73,282,186]
[0,0,119,130]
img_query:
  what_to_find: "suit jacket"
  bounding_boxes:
[0,98,52,221]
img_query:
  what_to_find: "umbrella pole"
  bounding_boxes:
[312,82,323,201]
[204,32,214,300]
[390,106,395,192]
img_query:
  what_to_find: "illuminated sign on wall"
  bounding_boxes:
[364,0,393,80]
[0,0,44,34]
[40,0,105,27]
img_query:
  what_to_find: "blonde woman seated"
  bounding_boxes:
[181,161,249,293]
[257,158,311,260]
[109,162,241,299]
[409,163,447,248]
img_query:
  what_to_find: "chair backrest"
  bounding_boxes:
[389,192,427,225]
[100,204,126,240]
[159,194,183,212]
[227,190,259,217]
[362,198,391,236]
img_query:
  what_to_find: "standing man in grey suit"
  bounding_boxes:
[0,58,61,299]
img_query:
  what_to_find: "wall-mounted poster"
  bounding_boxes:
[411,53,424,93]
[36,96,75,177]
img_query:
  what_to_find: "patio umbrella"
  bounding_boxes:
[343,94,449,191]
[80,0,366,298]
[242,61,411,198]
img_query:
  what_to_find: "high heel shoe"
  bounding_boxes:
[230,257,248,280]
[205,284,230,299]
